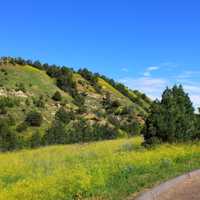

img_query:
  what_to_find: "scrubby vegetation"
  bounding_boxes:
[0,136,200,200]
[0,56,199,150]
[0,56,151,151]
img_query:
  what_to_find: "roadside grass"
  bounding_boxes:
[0,136,200,200]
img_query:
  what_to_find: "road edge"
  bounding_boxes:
[133,169,200,200]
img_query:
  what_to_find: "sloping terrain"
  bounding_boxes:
[0,63,74,137]
[0,57,151,149]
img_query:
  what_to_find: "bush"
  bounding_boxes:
[0,119,17,151]
[15,83,26,92]
[16,122,28,132]
[52,91,62,101]
[30,131,41,148]
[55,107,75,124]
[0,97,19,114]
[25,111,43,127]
[44,120,67,145]
[33,96,45,108]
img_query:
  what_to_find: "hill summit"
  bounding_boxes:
[0,56,151,150]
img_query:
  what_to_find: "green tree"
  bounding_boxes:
[44,120,67,144]
[143,85,196,144]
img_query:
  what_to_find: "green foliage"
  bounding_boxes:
[33,96,45,108]
[45,112,118,145]
[25,111,43,127]
[143,85,196,144]
[0,97,19,114]
[16,122,28,133]
[15,82,26,92]
[102,92,121,112]
[78,68,102,92]
[100,74,151,110]
[0,118,17,151]
[52,91,62,101]
[194,111,200,139]
[30,131,42,148]
[0,56,152,150]
[55,107,75,124]
[44,120,67,145]
[46,66,77,97]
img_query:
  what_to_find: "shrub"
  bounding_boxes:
[25,111,43,127]
[30,131,41,148]
[16,122,28,132]
[52,91,62,101]
[0,97,19,114]
[0,119,17,151]
[33,96,45,108]
[15,83,26,92]
[55,107,75,124]
[44,120,67,145]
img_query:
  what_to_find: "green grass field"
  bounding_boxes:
[0,136,200,200]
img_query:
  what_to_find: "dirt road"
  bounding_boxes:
[157,175,200,200]
[135,170,200,200]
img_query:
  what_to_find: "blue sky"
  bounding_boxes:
[0,0,200,108]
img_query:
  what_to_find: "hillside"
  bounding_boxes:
[0,57,151,150]
[0,136,199,200]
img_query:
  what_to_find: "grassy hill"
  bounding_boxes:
[0,136,199,200]
[0,57,151,150]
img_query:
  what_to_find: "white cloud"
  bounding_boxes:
[183,84,200,109]
[148,66,160,71]
[143,66,160,77]
[190,95,200,109]
[119,63,200,109]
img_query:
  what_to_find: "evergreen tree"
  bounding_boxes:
[44,120,67,144]
[144,85,196,144]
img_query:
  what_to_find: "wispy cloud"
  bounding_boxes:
[121,67,129,72]
[119,63,200,109]
[176,70,200,79]
[120,77,168,99]
[143,66,160,77]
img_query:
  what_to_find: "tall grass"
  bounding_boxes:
[0,137,200,200]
